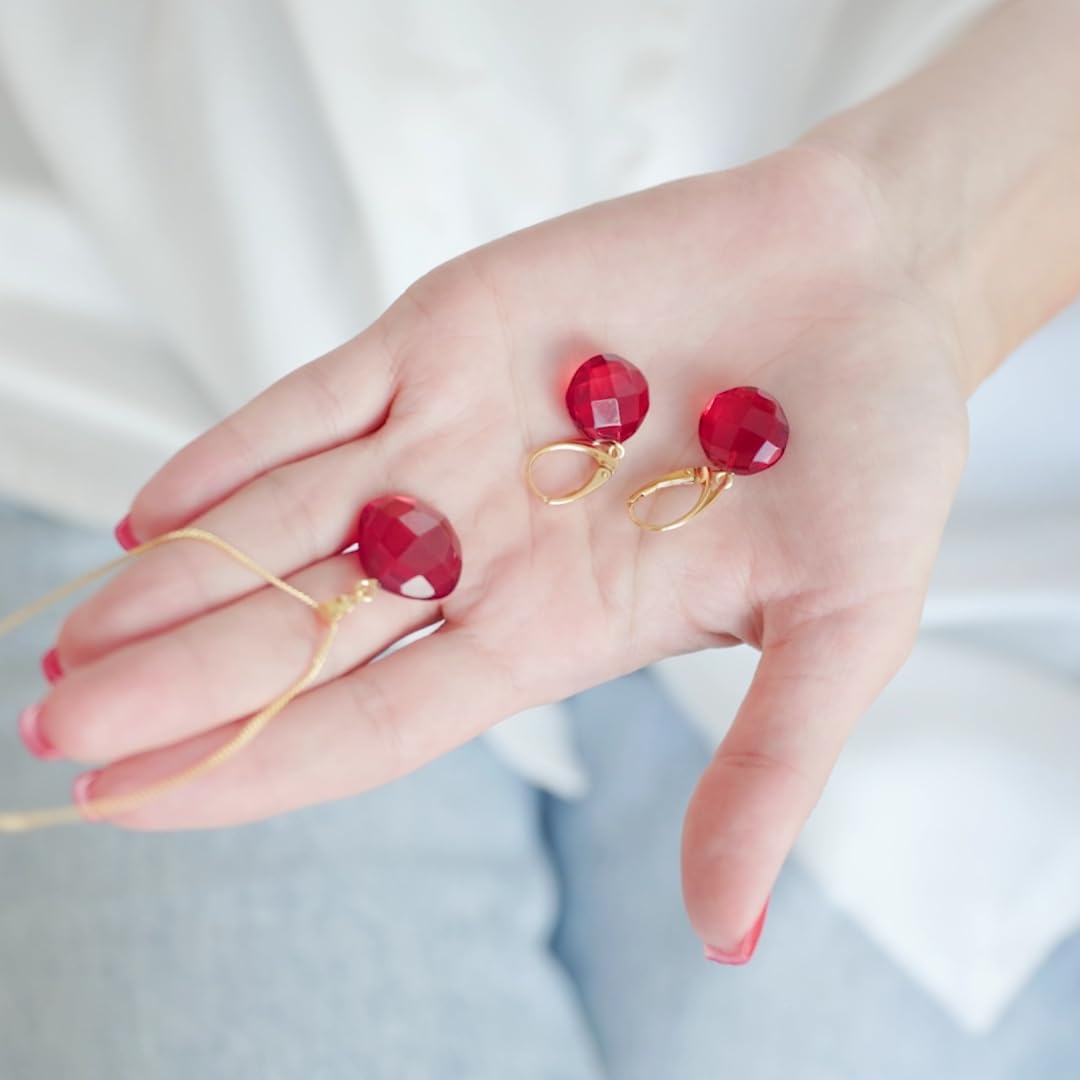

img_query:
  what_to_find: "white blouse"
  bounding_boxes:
[3,0,1077,1032]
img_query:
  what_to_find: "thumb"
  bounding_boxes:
[681,593,921,961]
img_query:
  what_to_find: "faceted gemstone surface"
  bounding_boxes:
[565,354,650,442]
[698,387,789,475]
[356,495,462,600]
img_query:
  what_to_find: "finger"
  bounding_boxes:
[75,625,515,830]
[125,325,401,542]
[681,592,921,957]
[40,553,440,763]
[57,434,392,665]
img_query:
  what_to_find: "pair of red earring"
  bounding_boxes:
[525,354,790,531]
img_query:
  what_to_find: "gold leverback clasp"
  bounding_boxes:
[525,439,625,506]
[626,465,734,532]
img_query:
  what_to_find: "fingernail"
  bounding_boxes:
[114,514,138,551]
[17,704,61,760]
[72,770,103,819]
[704,899,770,966]
[41,646,64,684]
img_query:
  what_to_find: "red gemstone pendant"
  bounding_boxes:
[565,354,650,443]
[356,495,462,600]
[698,387,789,475]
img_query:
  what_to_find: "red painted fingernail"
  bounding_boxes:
[114,514,138,551]
[704,899,770,966]
[72,770,103,819]
[41,646,63,684]
[17,704,61,760]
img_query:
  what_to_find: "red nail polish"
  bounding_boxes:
[17,704,61,760]
[114,514,138,551]
[72,770,103,819]
[704,899,770,966]
[41,646,63,684]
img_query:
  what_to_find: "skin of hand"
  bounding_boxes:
[31,0,1080,956]
[34,142,969,953]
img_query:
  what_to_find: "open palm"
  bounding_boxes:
[41,146,968,951]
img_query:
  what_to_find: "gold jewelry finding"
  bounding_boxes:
[0,528,380,834]
[525,439,625,506]
[626,466,734,533]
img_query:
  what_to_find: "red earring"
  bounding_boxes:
[627,386,789,532]
[526,353,650,505]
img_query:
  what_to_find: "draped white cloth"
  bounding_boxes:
[3,0,1077,1032]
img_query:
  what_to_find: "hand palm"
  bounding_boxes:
[45,148,967,948]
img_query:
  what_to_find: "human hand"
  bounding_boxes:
[35,145,968,954]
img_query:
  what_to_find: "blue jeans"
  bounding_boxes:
[1,504,1077,1079]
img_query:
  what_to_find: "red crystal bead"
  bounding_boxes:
[698,387,789,475]
[355,495,462,600]
[565,354,649,443]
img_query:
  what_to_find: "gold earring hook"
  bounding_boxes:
[626,465,733,532]
[525,439,625,505]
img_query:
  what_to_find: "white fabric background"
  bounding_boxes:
[2,0,1077,1032]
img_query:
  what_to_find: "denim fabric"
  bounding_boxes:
[0,504,1076,1079]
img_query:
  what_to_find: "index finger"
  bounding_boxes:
[125,323,401,544]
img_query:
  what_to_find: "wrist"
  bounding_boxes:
[794,119,996,398]
[796,0,1080,396]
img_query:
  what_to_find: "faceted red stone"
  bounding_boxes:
[698,387,789,475]
[565,354,649,442]
[355,495,462,600]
